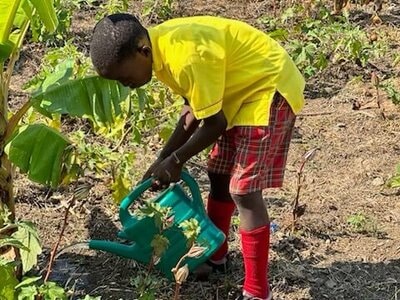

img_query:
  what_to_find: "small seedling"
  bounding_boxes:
[292,148,318,231]
[347,213,378,236]
[371,72,385,119]
[387,164,400,188]
[171,244,206,300]
[171,219,203,300]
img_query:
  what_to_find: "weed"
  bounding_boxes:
[142,0,175,22]
[30,0,94,45]
[95,0,129,20]
[347,213,378,235]
[382,81,400,106]
[387,164,400,188]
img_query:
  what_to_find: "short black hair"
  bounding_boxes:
[90,13,148,73]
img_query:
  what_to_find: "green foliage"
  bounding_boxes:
[0,262,18,300]
[12,222,42,274]
[347,213,377,235]
[136,202,173,231]
[151,234,169,258]
[24,42,93,92]
[382,81,400,106]
[387,164,400,188]
[260,4,386,78]
[0,237,29,251]
[16,278,67,299]
[0,0,58,64]
[30,0,90,44]
[95,0,129,20]
[142,0,175,21]
[32,73,130,129]
[78,296,102,300]
[130,269,161,300]
[5,124,72,187]
[179,218,200,246]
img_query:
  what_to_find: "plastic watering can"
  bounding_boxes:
[88,171,225,280]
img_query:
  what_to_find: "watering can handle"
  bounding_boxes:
[119,171,205,223]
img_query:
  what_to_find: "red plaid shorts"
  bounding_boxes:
[207,93,296,195]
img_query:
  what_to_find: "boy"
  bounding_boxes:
[90,14,305,300]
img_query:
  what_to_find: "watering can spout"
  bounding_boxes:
[88,240,149,264]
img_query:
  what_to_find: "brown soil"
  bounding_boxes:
[9,0,400,299]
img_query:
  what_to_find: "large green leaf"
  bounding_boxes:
[32,75,130,127]
[4,124,71,187]
[28,0,58,33]
[12,222,41,274]
[0,237,29,251]
[0,0,32,62]
[0,265,18,300]
[0,0,21,43]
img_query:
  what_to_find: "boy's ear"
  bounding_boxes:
[138,45,152,57]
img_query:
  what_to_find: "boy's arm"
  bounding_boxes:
[175,110,227,163]
[158,98,201,160]
[152,109,227,184]
[142,98,200,181]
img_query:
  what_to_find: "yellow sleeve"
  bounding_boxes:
[182,52,226,120]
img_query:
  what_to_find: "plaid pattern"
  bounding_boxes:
[207,93,296,195]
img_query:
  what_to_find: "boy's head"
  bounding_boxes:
[90,13,153,88]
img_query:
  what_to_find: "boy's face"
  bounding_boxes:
[100,46,153,89]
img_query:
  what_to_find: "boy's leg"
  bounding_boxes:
[206,131,237,263]
[229,93,296,299]
[207,172,236,262]
[231,192,270,299]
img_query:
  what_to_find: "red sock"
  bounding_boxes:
[207,195,236,261]
[240,225,270,299]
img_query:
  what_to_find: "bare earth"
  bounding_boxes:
[10,0,400,299]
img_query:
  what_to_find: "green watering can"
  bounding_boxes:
[88,171,225,279]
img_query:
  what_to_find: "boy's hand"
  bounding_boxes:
[141,157,164,182]
[152,156,183,189]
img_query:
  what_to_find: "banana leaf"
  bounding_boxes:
[32,73,130,127]
[5,124,71,187]
[28,0,58,33]
[0,0,21,43]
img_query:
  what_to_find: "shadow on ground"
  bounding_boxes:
[271,255,400,300]
[48,206,400,300]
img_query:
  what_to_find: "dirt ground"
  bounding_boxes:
[9,0,400,299]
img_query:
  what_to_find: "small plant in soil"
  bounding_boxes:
[292,148,318,231]
[347,213,378,236]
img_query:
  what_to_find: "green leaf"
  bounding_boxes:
[0,265,18,300]
[387,175,400,188]
[159,126,173,143]
[32,59,74,97]
[0,40,14,62]
[111,173,131,204]
[14,0,32,28]
[11,222,42,274]
[136,88,148,111]
[32,76,130,128]
[16,285,38,300]
[0,257,18,268]
[38,282,67,300]
[15,276,41,289]
[268,28,289,41]
[78,296,101,300]
[28,0,58,33]
[150,234,169,258]
[0,0,21,43]
[5,124,71,187]
[0,237,29,251]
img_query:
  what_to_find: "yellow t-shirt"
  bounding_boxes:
[148,16,305,128]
